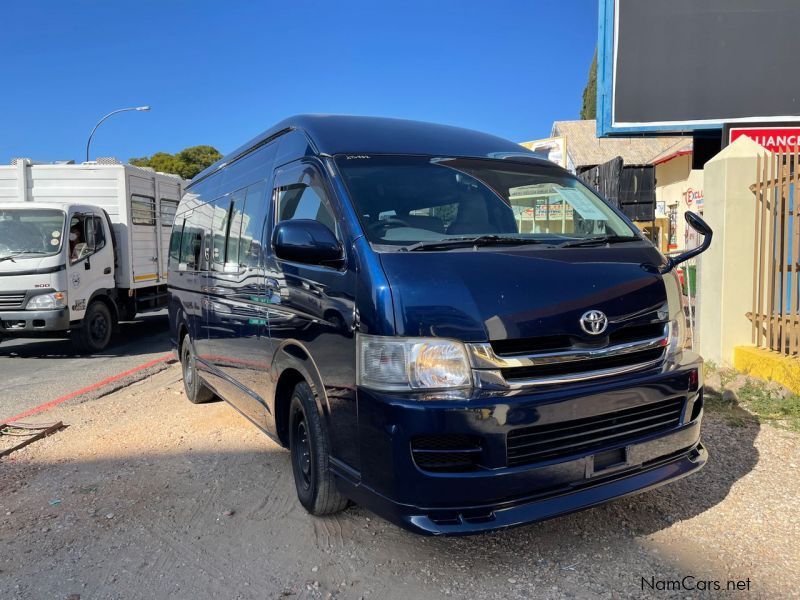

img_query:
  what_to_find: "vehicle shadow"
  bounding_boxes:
[0,312,171,359]
[412,410,763,593]
[0,407,765,599]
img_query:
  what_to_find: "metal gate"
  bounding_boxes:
[748,148,800,355]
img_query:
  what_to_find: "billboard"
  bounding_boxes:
[597,0,800,137]
[725,125,800,152]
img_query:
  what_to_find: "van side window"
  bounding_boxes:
[68,214,105,264]
[178,211,203,271]
[224,189,247,271]
[169,219,183,264]
[211,197,232,271]
[277,182,336,234]
[239,181,269,268]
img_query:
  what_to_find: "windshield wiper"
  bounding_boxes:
[400,235,552,252]
[557,235,640,248]
[0,250,48,263]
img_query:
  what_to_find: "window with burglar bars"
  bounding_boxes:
[160,199,178,228]
[131,195,156,226]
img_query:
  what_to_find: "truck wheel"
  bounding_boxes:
[180,333,215,404]
[71,301,113,354]
[289,381,349,515]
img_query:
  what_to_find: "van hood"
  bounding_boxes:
[378,245,668,343]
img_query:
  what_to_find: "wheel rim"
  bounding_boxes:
[183,346,195,388]
[294,417,312,490]
[89,311,109,345]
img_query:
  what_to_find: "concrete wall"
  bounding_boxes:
[676,169,704,251]
[696,136,765,364]
[654,155,704,252]
[655,154,692,198]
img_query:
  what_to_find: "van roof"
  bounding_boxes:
[192,114,542,184]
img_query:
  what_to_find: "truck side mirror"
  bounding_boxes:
[659,211,712,274]
[272,219,343,266]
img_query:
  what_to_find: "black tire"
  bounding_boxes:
[180,333,215,404]
[289,382,348,515]
[70,301,114,354]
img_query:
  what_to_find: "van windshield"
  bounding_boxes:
[334,155,637,248]
[0,209,66,259]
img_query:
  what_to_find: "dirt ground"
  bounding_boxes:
[1,366,799,600]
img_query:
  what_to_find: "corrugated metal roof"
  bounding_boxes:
[551,120,691,168]
[649,138,694,165]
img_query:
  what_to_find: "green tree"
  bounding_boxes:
[580,49,597,120]
[130,145,222,179]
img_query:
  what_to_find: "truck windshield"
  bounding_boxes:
[334,155,637,248]
[0,209,66,259]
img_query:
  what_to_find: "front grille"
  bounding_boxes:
[609,322,666,345]
[501,347,665,381]
[506,397,685,467]
[0,293,26,309]
[411,434,483,472]
[490,322,667,356]
[491,335,572,355]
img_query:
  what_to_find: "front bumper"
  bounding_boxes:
[0,308,71,335]
[337,352,705,535]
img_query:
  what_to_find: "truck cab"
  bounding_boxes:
[0,201,116,351]
[0,158,185,353]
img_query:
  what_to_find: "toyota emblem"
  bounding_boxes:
[580,310,608,335]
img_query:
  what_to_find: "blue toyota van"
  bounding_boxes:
[167,115,711,535]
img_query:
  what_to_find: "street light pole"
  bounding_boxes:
[85,106,151,162]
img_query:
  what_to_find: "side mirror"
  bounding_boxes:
[272,219,343,266]
[659,211,713,274]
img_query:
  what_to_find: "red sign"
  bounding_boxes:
[730,127,800,152]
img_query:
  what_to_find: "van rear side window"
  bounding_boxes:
[172,211,203,271]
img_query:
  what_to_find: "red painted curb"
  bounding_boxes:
[4,354,173,424]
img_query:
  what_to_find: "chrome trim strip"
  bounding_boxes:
[467,333,668,369]
[473,357,664,390]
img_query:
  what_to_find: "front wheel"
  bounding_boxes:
[289,382,349,515]
[180,333,215,404]
[70,301,114,354]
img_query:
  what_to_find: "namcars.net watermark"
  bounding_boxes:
[642,576,752,593]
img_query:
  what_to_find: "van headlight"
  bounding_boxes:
[357,334,472,392]
[26,291,67,310]
[667,318,685,359]
[663,270,686,360]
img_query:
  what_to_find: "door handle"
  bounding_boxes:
[103,267,111,275]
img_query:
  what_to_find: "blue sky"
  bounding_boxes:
[0,1,597,164]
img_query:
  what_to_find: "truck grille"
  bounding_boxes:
[506,397,685,467]
[0,293,26,309]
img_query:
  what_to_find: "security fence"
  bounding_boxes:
[748,148,800,355]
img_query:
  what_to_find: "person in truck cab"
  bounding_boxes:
[69,220,88,262]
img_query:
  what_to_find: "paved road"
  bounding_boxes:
[0,311,172,422]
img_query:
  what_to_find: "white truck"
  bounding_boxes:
[0,158,185,353]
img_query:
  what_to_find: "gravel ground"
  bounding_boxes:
[1,366,798,599]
